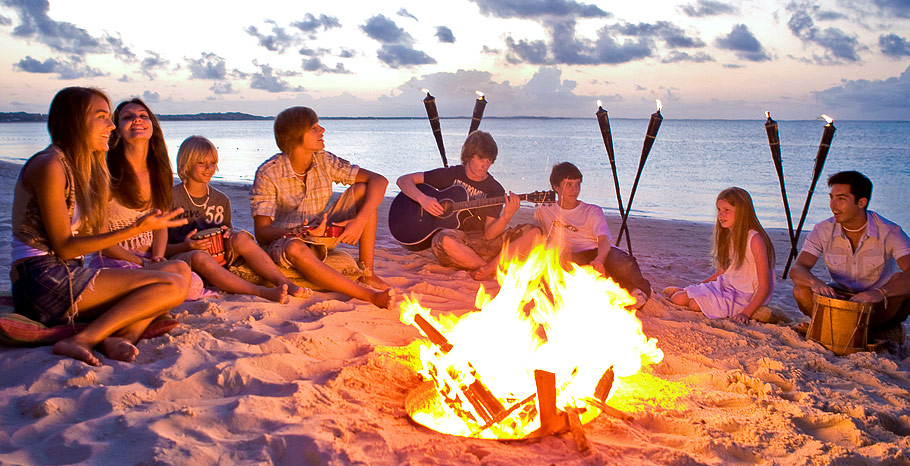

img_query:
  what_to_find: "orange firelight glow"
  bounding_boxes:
[400,244,664,439]
[821,114,834,125]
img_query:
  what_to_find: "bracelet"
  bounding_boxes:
[875,288,888,309]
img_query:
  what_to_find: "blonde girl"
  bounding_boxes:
[664,187,775,323]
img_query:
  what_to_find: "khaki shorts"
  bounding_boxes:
[265,189,360,268]
[431,223,536,268]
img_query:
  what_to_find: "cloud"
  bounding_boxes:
[661,50,715,63]
[678,0,738,17]
[141,51,170,79]
[361,15,435,68]
[249,62,304,93]
[291,13,341,33]
[186,52,227,80]
[715,24,771,62]
[504,21,654,65]
[873,0,910,18]
[361,15,412,45]
[377,44,436,68]
[470,0,608,19]
[880,34,910,57]
[142,90,160,103]
[13,55,105,79]
[209,82,236,95]
[615,21,705,48]
[337,48,356,58]
[786,7,863,63]
[245,20,297,53]
[397,8,418,21]
[302,57,351,74]
[0,13,11,26]
[435,26,455,43]
[813,65,910,118]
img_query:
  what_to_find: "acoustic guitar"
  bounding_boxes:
[388,184,556,251]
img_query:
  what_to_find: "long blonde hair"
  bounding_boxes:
[712,187,775,271]
[47,86,111,234]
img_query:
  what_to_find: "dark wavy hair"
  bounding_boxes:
[108,98,172,211]
[47,86,111,233]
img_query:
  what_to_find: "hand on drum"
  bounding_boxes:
[809,281,839,298]
[850,290,883,304]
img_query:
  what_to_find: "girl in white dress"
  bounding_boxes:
[664,187,775,323]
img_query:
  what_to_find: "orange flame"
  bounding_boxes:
[821,114,834,124]
[655,99,662,111]
[401,243,663,438]
[475,90,485,98]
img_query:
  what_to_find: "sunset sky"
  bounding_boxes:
[1,0,908,119]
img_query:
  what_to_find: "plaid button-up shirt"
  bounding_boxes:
[250,151,359,233]
[802,211,910,292]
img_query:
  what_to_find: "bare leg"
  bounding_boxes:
[439,235,487,271]
[229,232,311,298]
[285,240,394,309]
[184,251,289,303]
[52,264,190,366]
[669,290,701,311]
[472,227,542,281]
[344,183,390,290]
[792,284,815,319]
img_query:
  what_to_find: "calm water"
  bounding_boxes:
[1,118,908,231]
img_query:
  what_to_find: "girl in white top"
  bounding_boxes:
[664,187,775,323]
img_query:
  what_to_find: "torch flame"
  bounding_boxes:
[597,99,603,108]
[765,111,771,119]
[655,99,662,111]
[475,90,485,98]
[821,114,834,125]
[400,242,664,439]
[421,88,430,94]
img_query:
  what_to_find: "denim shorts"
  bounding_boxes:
[11,254,100,326]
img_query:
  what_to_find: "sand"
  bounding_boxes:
[1,159,908,465]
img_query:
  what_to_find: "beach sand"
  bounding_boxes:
[1,159,908,465]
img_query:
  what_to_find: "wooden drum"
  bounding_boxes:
[192,227,227,266]
[807,293,872,355]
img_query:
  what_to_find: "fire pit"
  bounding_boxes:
[400,244,663,444]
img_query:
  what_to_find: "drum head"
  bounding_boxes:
[192,227,223,239]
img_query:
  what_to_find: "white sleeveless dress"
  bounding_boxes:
[685,230,774,318]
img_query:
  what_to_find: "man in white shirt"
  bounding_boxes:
[790,171,910,338]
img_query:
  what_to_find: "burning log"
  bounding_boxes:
[410,311,505,427]
[564,406,590,454]
[594,366,615,402]
[533,370,566,435]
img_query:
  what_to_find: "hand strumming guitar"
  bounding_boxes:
[419,194,446,217]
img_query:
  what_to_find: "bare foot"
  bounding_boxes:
[99,337,139,363]
[286,282,312,299]
[662,286,683,297]
[261,284,290,304]
[370,288,397,309]
[627,288,648,310]
[360,272,392,291]
[470,264,497,281]
[52,338,101,366]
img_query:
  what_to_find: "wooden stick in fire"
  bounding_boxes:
[596,101,632,255]
[422,89,449,167]
[468,91,487,134]
[782,115,836,279]
[765,112,797,279]
[616,100,663,251]
[411,313,505,425]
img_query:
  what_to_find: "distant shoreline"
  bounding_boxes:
[2,112,907,123]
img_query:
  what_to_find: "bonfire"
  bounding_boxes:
[400,243,664,442]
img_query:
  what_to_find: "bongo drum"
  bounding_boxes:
[192,227,227,266]
[807,293,872,355]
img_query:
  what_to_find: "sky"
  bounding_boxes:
[0,0,909,120]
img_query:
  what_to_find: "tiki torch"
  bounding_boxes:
[782,114,836,278]
[616,100,663,250]
[765,111,796,278]
[422,89,448,167]
[469,91,487,134]
[595,100,630,254]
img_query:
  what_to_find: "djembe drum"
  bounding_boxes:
[807,293,872,355]
[192,227,227,266]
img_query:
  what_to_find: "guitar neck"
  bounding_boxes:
[451,194,527,212]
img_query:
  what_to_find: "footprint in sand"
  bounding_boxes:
[792,414,866,447]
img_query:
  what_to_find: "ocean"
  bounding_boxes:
[1,118,908,232]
